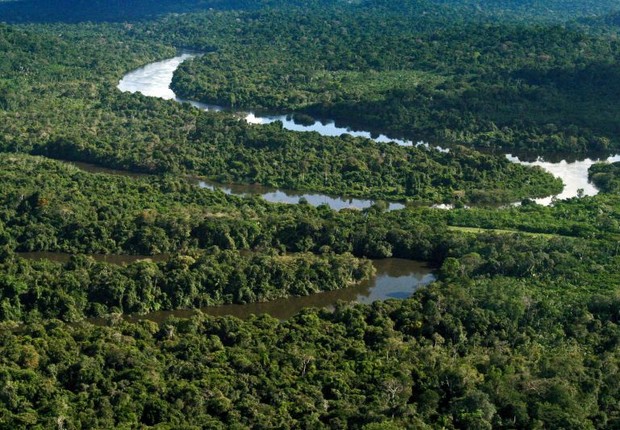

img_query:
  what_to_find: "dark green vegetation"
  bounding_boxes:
[2,269,620,428]
[0,154,443,256]
[0,23,560,204]
[169,6,620,153]
[1,250,373,321]
[0,0,259,23]
[2,0,617,24]
[589,161,620,194]
[1,153,617,325]
[1,0,620,428]
[446,193,620,239]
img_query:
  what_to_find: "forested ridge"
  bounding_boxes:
[0,0,620,428]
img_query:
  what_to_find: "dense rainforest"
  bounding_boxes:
[0,23,561,204]
[169,8,620,153]
[590,161,620,194]
[1,0,620,428]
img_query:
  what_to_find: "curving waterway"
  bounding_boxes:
[118,54,620,209]
[118,54,439,149]
[197,179,407,211]
[506,154,620,205]
[18,252,435,321]
[44,53,612,321]
[131,259,435,321]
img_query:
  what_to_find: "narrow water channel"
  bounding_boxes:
[118,54,620,207]
[66,160,406,211]
[18,252,435,320]
[109,259,434,321]
[197,179,406,211]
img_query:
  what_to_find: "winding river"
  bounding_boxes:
[506,154,620,205]
[19,252,435,321]
[60,52,614,321]
[118,53,620,209]
[134,259,434,321]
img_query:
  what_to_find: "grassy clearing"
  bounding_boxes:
[447,225,563,239]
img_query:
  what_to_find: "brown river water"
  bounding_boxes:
[18,253,435,321]
[22,54,610,322]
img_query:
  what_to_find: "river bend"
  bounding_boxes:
[118,54,620,209]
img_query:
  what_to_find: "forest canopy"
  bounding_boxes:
[0,0,619,428]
